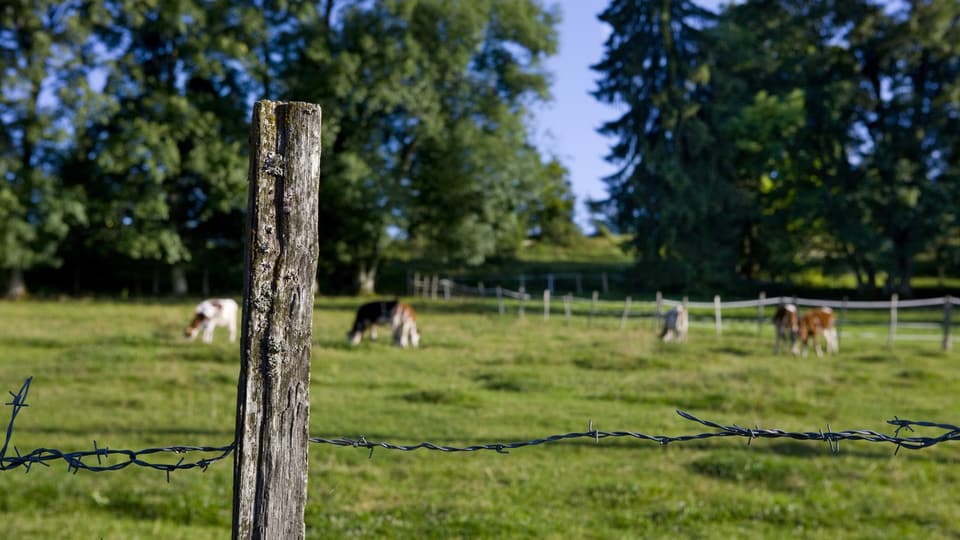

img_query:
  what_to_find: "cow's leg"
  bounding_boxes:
[202,324,214,343]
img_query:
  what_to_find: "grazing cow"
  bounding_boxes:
[772,303,799,354]
[347,300,420,348]
[659,306,689,342]
[795,306,839,357]
[185,298,238,343]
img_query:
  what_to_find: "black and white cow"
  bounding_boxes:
[347,300,420,348]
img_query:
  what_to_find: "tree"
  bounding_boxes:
[286,0,562,293]
[591,0,740,289]
[0,0,94,297]
[69,0,255,295]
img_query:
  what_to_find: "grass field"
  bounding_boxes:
[1,297,960,539]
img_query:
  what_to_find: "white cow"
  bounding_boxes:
[184,299,238,343]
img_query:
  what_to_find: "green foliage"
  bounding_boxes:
[0,0,95,293]
[2,299,960,538]
[592,0,960,294]
[284,0,567,291]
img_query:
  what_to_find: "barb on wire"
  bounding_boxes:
[1,377,234,477]
[4,377,960,475]
[311,411,960,457]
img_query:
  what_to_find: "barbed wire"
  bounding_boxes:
[3,377,960,477]
[1,378,234,480]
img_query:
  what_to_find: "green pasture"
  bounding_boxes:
[1,298,959,539]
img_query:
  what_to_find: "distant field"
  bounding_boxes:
[1,298,960,539]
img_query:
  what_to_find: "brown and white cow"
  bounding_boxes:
[184,298,238,343]
[347,299,420,348]
[772,303,799,354]
[795,306,839,357]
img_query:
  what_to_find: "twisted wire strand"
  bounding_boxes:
[3,377,959,475]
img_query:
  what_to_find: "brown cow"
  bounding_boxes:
[772,303,798,354]
[795,307,838,357]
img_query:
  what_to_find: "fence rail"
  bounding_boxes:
[410,274,957,350]
[4,377,960,478]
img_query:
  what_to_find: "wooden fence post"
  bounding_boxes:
[757,291,765,335]
[589,290,598,325]
[943,296,952,352]
[413,272,421,297]
[619,296,631,330]
[714,294,722,335]
[232,100,321,540]
[442,279,451,301]
[431,274,439,300]
[888,293,898,348]
[543,289,551,321]
[496,286,504,316]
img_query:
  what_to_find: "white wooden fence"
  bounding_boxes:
[410,274,957,351]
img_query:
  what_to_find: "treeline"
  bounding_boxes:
[3,1,958,300]
[1,0,579,297]
[591,0,960,295]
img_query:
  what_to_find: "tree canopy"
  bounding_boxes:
[591,0,960,294]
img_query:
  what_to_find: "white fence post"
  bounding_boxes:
[442,279,451,301]
[888,293,898,347]
[714,294,722,335]
[943,296,952,352]
[543,289,551,321]
[518,286,526,319]
[840,296,848,342]
[589,290,598,325]
[757,291,765,335]
[619,296,631,330]
[655,291,663,330]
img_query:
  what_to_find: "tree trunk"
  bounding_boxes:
[171,265,188,296]
[5,268,26,299]
[357,263,377,295]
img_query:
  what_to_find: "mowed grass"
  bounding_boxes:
[1,297,959,539]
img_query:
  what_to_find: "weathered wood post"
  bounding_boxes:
[943,296,952,352]
[442,279,451,301]
[413,272,421,297]
[543,289,551,321]
[589,290,598,325]
[496,286,504,316]
[518,286,526,318]
[757,291,765,335]
[563,294,572,322]
[232,100,321,540]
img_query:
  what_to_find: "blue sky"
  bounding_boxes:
[531,0,731,230]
